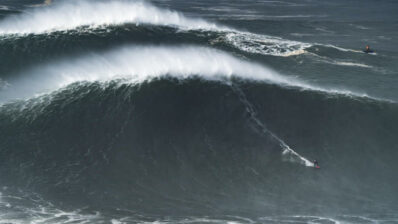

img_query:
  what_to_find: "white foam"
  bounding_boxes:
[0,5,10,11]
[262,14,327,18]
[333,61,372,68]
[111,219,125,224]
[282,49,307,57]
[307,52,373,69]
[260,215,343,224]
[324,44,364,53]
[0,190,104,224]
[224,32,312,57]
[282,147,313,167]
[349,24,370,30]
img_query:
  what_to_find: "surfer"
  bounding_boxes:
[313,160,319,168]
[364,45,373,53]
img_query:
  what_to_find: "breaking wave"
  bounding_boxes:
[1,76,398,218]
[0,0,368,59]
[1,45,380,104]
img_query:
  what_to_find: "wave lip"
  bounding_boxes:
[1,45,386,104]
[0,45,295,102]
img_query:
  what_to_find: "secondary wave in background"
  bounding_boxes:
[0,0,313,57]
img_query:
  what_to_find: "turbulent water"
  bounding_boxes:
[0,0,398,223]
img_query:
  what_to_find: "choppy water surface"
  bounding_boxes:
[0,0,397,223]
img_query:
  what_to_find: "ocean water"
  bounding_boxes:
[0,0,397,223]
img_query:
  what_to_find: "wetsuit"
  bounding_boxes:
[364,48,373,53]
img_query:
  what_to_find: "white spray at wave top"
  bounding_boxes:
[0,0,221,34]
[2,45,375,105]
[3,45,299,101]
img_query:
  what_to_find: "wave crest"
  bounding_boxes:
[0,0,219,35]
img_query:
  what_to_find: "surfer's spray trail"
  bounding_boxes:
[230,83,314,167]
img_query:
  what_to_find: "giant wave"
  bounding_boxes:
[1,77,398,221]
[0,0,397,223]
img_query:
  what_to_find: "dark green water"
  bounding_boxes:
[0,0,397,223]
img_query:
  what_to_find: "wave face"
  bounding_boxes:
[0,0,398,223]
[1,78,398,218]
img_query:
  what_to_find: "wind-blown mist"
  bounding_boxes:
[1,45,375,104]
[0,0,314,57]
[0,46,285,102]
